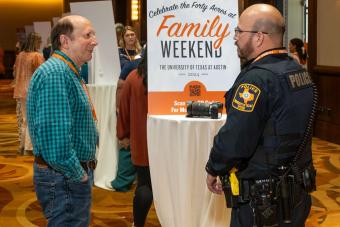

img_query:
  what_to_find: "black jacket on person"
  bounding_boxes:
[206,49,314,181]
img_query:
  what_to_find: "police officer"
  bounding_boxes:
[205,4,314,227]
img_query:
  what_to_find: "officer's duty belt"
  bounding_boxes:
[238,177,303,203]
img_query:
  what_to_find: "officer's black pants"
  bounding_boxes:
[230,190,311,227]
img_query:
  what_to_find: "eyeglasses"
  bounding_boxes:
[234,27,269,36]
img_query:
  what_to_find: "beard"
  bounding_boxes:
[236,35,254,62]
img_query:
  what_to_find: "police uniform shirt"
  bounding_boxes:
[206,49,314,179]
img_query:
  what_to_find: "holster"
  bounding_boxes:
[221,175,239,208]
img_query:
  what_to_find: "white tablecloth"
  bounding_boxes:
[147,115,231,227]
[87,84,118,189]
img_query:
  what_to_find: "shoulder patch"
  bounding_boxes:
[232,83,261,112]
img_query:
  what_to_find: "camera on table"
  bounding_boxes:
[186,101,223,119]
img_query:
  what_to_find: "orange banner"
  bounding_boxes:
[148,80,226,115]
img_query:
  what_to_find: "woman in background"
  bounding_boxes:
[117,49,153,227]
[118,26,142,68]
[13,32,44,155]
[116,26,143,108]
[108,26,142,191]
[289,38,307,66]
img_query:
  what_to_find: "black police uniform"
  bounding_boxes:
[206,48,314,227]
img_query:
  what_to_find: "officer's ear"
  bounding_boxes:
[255,32,265,47]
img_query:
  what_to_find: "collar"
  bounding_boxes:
[252,47,287,63]
[54,50,80,73]
[241,47,287,69]
[52,51,97,123]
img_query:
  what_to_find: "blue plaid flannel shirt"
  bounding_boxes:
[26,51,98,182]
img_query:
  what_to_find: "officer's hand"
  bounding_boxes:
[206,174,223,194]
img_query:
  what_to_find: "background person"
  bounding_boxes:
[289,37,307,66]
[12,32,44,155]
[26,15,98,226]
[15,40,25,55]
[205,4,315,227]
[108,25,142,191]
[117,49,153,227]
[118,25,142,68]
[42,37,52,61]
[116,26,142,107]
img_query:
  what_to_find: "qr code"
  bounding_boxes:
[189,85,201,96]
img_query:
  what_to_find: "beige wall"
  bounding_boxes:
[287,0,304,42]
[0,0,63,50]
[317,0,340,66]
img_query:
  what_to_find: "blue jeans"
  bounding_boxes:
[33,162,93,227]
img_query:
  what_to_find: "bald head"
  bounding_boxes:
[234,4,285,61]
[60,15,90,28]
[241,4,285,44]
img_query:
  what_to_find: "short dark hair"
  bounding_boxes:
[50,18,74,51]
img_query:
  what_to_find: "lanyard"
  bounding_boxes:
[52,53,97,123]
[253,49,288,63]
[124,48,136,61]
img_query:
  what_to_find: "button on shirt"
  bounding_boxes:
[26,50,98,182]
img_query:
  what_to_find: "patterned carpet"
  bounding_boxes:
[0,79,340,226]
[0,79,160,227]
[307,139,340,226]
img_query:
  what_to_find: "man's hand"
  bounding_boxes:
[81,174,88,183]
[206,174,223,194]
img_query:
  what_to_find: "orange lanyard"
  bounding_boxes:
[52,53,97,123]
[253,49,288,63]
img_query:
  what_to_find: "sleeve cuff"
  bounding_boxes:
[205,163,218,177]
[62,162,86,182]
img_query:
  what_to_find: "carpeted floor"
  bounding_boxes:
[0,79,340,226]
[0,79,160,227]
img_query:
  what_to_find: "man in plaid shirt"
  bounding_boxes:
[27,15,98,226]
